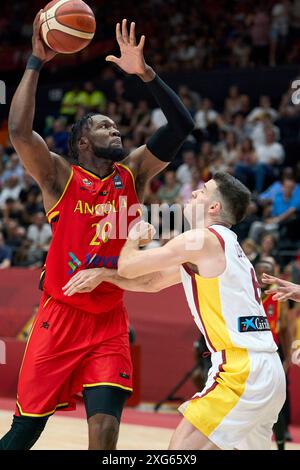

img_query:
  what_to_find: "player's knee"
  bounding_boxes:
[88,414,119,450]
[0,415,48,450]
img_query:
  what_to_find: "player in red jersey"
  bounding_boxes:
[0,12,194,450]
[256,258,296,450]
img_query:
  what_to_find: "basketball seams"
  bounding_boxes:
[47,29,91,53]
[44,0,71,16]
[46,17,94,40]
[40,15,52,49]
[46,13,95,34]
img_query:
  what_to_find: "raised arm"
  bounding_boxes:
[8,11,71,212]
[106,20,195,200]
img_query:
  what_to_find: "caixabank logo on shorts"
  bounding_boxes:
[238,316,271,332]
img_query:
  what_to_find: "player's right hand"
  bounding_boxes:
[32,10,57,63]
[62,268,107,296]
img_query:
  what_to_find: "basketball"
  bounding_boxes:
[40,0,96,54]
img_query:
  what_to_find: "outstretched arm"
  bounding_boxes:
[62,265,181,296]
[117,221,208,279]
[106,20,195,200]
[9,11,70,212]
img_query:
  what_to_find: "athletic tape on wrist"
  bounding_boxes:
[26,55,44,72]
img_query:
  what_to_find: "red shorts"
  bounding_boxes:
[16,293,133,418]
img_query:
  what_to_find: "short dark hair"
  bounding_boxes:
[213,172,251,225]
[68,112,97,161]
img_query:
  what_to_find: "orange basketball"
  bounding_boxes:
[40,0,96,54]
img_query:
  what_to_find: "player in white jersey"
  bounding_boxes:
[116,172,286,450]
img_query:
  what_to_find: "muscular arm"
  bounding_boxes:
[118,222,227,279]
[8,13,70,213]
[105,266,181,292]
[118,228,218,279]
[62,265,181,296]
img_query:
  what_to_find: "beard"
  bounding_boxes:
[91,143,129,162]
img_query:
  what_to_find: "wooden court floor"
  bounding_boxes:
[1,409,300,450]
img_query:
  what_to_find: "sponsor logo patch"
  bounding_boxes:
[238,316,271,332]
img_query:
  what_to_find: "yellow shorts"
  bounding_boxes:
[179,348,286,450]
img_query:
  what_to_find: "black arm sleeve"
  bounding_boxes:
[145,75,195,162]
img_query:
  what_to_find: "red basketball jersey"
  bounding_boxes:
[262,293,281,346]
[43,163,141,314]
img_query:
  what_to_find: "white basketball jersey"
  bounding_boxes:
[180,224,277,353]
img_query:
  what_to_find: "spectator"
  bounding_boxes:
[60,85,80,123]
[235,137,265,192]
[259,233,278,261]
[258,167,299,202]
[269,2,290,66]
[224,86,243,116]
[0,152,24,185]
[27,212,52,265]
[250,8,270,65]
[179,166,204,205]
[50,119,69,156]
[151,107,167,130]
[157,170,181,205]
[0,144,9,168]
[1,197,23,225]
[0,231,12,269]
[194,98,219,131]
[218,131,239,169]
[250,113,280,146]
[176,150,196,185]
[247,95,278,123]
[75,81,106,112]
[241,238,260,264]
[249,176,300,242]
[254,127,285,191]
[178,85,200,114]
[0,176,23,208]
[132,100,153,147]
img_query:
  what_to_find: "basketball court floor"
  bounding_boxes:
[0,398,299,450]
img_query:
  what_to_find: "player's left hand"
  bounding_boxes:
[128,220,156,246]
[62,268,107,296]
[106,19,151,77]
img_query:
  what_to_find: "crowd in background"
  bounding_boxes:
[2,0,300,71]
[1,74,300,285]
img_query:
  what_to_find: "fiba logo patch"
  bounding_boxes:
[113,174,124,189]
[82,178,93,187]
